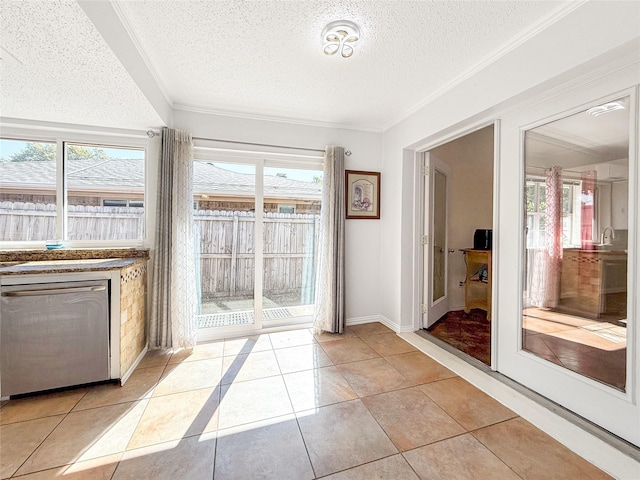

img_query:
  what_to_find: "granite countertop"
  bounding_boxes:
[0,258,146,276]
[0,247,149,263]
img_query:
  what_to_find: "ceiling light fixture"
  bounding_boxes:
[322,20,360,58]
[586,101,625,117]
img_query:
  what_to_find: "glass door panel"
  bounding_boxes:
[432,168,447,303]
[522,97,629,391]
[194,162,257,330]
[262,166,323,326]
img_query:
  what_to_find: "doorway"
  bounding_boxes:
[422,125,495,366]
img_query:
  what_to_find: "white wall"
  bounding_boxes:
[430,126,494,311]
[379,0,640,331]
[172,109,384,321]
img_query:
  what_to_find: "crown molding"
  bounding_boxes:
[110,0,174,110]
[383,1,587,131]
[173,103,383,134]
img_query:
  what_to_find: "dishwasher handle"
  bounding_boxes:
[2,285,106,297]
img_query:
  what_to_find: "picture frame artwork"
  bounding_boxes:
[345,170,380,219]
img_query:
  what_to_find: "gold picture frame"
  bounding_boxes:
[345,170,380,219]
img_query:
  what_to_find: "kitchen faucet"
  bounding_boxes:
[601,226,615,245]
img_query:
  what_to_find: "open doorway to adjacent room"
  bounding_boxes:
[421,124,495,366]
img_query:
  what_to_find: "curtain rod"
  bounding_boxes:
[146,130,351,156]
[527,165,583,174]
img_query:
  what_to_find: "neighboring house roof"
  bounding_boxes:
[0,159,322,199]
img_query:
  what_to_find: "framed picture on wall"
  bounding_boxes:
[345,170,381,219]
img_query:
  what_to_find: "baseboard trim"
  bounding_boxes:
[121,346,147,385]
[399,331,640,478]
[345,315,381,326]
[346,315,410,333]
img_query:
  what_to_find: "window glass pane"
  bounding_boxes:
[65,144,144,241]
[194,162,256,329]
[0,139,57,242]
[262,166,322,324]
[538,185,546,211]
[523,97,629,391]
[525,183,535,212]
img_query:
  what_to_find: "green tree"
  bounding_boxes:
[67,145,108,161]
[6,143,109,162]
[7,142,55,162]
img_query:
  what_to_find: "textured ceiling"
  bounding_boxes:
[115,0,565,129]
[1,0,569,131]
[0,0,163,130]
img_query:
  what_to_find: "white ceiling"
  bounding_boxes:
[1,0,571,132]
[0,0,164,130]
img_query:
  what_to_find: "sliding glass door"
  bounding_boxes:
[194,154,323,337]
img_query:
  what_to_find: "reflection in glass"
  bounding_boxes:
[522,97,629,391]
[432,169,446,301]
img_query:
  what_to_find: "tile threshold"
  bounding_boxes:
[414,329,640,463]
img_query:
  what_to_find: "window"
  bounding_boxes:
[525,178,581,248]
[0,139,57,242]
[0,138,145,244]
[278,204,296,214]
[102,200,128,207]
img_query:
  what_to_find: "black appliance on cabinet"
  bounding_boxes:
[473,229,492,250]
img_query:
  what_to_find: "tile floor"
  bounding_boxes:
[0,323,613,479]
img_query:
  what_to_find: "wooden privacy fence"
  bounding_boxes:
[0,201,144,241]
[195,210,320,302]
[0,202,320,301]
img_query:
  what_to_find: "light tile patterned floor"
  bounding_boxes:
[0,323,613,479]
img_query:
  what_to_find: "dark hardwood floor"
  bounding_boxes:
[426,309,491,365]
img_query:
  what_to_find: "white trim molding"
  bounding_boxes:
[346,314,413,334]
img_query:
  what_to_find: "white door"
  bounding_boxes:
[423,153,450,328]
[498,77,639,446]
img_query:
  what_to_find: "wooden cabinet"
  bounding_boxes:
[559,248,627,319]
[463,249,492,320]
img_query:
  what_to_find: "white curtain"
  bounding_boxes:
[149,128,198,349]
[313,146,346,334]
[530,165,563,308]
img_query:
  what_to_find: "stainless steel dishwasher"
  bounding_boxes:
[1,279,110,396]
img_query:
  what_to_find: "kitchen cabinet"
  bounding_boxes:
[0,249,148,397]
[559,249,627,319]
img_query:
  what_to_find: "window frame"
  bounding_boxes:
[0,128,149,248]
[525,176,582,249]
[193,143,324,339]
